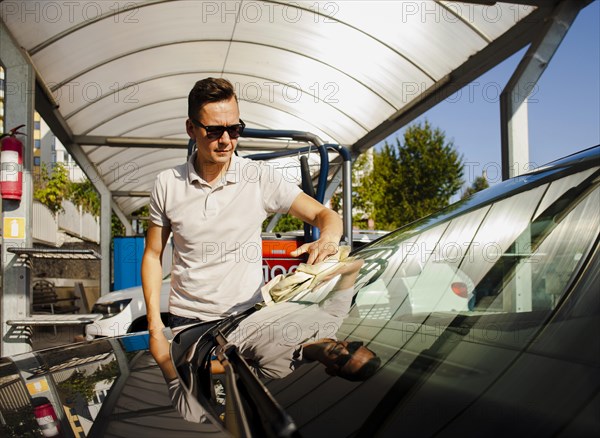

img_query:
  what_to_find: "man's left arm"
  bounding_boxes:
[288,192,343,264]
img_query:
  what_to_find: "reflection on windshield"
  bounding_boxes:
[0,340,120,438]
[350,167,599,322]
[226,259,380,381]
[170,259,383,425]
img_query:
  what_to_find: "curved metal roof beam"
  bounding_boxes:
[163,132,193,139]
[49,40,402,109]
[64,71,218,119]
[92,143,173,172]
[99,153,184,184]
[67,70,380,132]
[29,0,170,54]
[118,115,185,137]
[264,0,438,80]
[97,150,183,174]
[108,158,188,192]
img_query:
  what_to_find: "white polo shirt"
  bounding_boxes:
[149,153,302,320]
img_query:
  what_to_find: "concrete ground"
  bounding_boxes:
[31,325,86,351]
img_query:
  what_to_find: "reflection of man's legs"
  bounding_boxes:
[166,321,218,423]
[167,376,209,423]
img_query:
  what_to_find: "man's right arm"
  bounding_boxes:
[142,222,171,331]
[142,222,172,372]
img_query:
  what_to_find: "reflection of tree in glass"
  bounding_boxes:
[1,406,39,438]
[57,359,119,403]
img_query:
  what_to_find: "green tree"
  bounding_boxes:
[357,120,464,230]
[34,163,145,237]
[461,174,490,199]
[34,162,70,213]
[57,360,119,404]
[69,178,100,215]
[130,204,150,234]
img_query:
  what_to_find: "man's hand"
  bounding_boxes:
[287,193,343,264]
[291,235,340,264]
[149,325,177,381]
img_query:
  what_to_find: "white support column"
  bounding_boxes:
[100,192,112,295]
[64,141,119,296]
[0,20,35,356]
[501,0,582,180]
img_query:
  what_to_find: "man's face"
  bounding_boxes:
[308,339,372,377]
[186,96,241,169]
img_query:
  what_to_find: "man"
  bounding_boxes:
[142,77,343,375]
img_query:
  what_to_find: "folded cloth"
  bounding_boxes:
[261,245,353,305]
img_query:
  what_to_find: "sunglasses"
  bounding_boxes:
[191,118,246,140]
[329,341,364,369]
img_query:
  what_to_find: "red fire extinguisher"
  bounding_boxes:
[32,396,62,437]
[0,124,25,200]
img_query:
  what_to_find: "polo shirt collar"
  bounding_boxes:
[187,150,242,185]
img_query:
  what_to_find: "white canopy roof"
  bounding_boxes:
[0,0,587,216]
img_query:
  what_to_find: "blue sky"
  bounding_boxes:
[381,1,600,187]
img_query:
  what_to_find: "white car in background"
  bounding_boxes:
[85,277,170,340]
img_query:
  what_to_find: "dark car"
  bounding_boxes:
[2,146,599,437]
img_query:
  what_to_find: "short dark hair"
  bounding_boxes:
[338,348,381,382]
[188,77,237,119]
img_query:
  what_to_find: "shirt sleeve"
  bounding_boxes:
[149,173,170,227]
[260,161,302,213]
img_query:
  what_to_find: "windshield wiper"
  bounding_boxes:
[173,309,298,436]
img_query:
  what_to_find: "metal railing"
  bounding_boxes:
[32,200,100,246]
